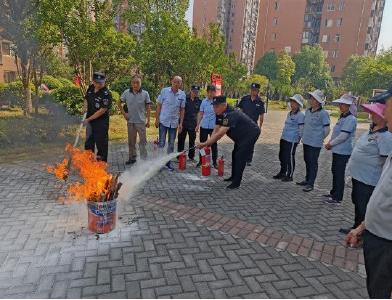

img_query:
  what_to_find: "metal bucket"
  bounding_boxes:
[87,199,117,234]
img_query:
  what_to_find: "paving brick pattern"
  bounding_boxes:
[0,111,369,298]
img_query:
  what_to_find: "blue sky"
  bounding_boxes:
[185,0,392,53]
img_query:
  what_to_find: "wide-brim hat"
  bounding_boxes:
[332,94,356,105]
[361,103,386,119]
[308,89,325,105]
[369,86,392,104]
[289,94,304,107]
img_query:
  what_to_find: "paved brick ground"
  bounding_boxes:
[0,111,369,298]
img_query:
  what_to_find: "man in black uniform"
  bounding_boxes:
[83,72,112,162]
[237,83,265,165]
[196,96,260,189]
[177,85,202,162]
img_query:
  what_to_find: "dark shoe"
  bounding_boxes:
[223,177,233,182]
[125,159,136,165]
[324,198,341,205]
[246,162,252,166]
[213,163,218,169]
[226,183,240,190]
[296,180,308,186]
[322,193,333,198]
[273,173,285,179]
[281,176,293,182]
[303,185,314,192]
[339,228,352,234]
[196,162,201,168]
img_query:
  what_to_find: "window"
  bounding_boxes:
[302,31,310,38]
[325,19,333,27]
[327,3,335,11]
[336,18,343,27]
[332,50,338,58]
[272,33,277,41]
[331,65,336,72]
[1,42,11,56]
[335,34,341,42]
[284,46,292,53]
[324,50,329,58]
[322,34,329,43]
[273,17,278,26]
[274,1,279,10]
[4,71,17,83]
[338,0,345,10]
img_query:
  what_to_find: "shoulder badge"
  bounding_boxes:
[103,99,109,105]
[222,118,229,126]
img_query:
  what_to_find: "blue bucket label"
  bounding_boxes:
[88,200,117,217]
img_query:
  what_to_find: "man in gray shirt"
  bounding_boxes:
[119,75,151,164]
[346,86,392,299]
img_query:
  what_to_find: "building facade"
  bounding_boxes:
[0,37,18,84]
[193,0,385,78]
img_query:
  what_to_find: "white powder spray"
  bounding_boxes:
[117,152,180,203]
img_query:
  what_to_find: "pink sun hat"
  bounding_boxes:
[361,102,386,119]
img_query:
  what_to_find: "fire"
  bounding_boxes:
[48,144,121,202]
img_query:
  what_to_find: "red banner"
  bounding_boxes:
[211,73,222,96]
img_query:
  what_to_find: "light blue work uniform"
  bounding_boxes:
[281,110,305,143]
[200,98,216,129]
[331,113,357,155]
[302,108,330,148]
[157,87,186,128]
[348,128,392,186]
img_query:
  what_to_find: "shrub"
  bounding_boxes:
[51,86,84,115]
[42,75,64,90]
[0,80,34,107]
[110,91,121,115]
[57,77,74,87]
[110,76,131,95]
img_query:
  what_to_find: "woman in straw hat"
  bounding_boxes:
[340,102,392,234]
[323,94,358,205]
[296,89,331,192]
[273,94,305,182]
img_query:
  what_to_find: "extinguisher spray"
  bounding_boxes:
[217,155,224,177]
[200,147,211,176]
[178,151,187,171]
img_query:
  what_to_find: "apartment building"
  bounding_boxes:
[0,36,17,84]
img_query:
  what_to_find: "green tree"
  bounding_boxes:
[293,45,332,92]
[274,51,295,97]
[341,55,370,95]
[254,52,278,81]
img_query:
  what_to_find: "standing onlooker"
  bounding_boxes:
[119,75,151,164]
[84,72,112,162]
[273,94,305,182]
[177,85,202,162]
[196,85,218,168]
[237,83,265,166]
[342,102,392,234]
[155,76,186,170]
[297,89,330,192]
[323,94,357,204]
[346,86,392,299]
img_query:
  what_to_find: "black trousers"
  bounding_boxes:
[199,127,218,164]
[363,230,392,299]
[303,144,321,187]
[85,121,109,162]
[231,133,260,185]
[278,139,298,177]
[351,178,375,228]
[177,127,196,159]
[330,153,350,201]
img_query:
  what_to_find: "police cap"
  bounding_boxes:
[250,83,261,89]
[93,72,106,83]
[212,95,226,105]
[191,85,200,91]
[370,86,392,104]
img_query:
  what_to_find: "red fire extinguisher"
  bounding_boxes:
[200,147,211,176]
[217,156,224,177]
[178,152,187,171]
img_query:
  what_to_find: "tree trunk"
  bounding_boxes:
[24,86,32,115]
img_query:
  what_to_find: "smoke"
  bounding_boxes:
[117,152,180,203]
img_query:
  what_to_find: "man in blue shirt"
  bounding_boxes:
[323,94,357,204]
[155,76,186,170]
[297,89,330,192]
[237,83,265,165]
[196,85,218,168]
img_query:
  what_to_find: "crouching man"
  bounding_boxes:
[196,96,260,189]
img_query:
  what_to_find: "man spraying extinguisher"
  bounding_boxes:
[196,96,260,189]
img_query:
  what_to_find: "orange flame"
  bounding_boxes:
[48,144,113,202]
